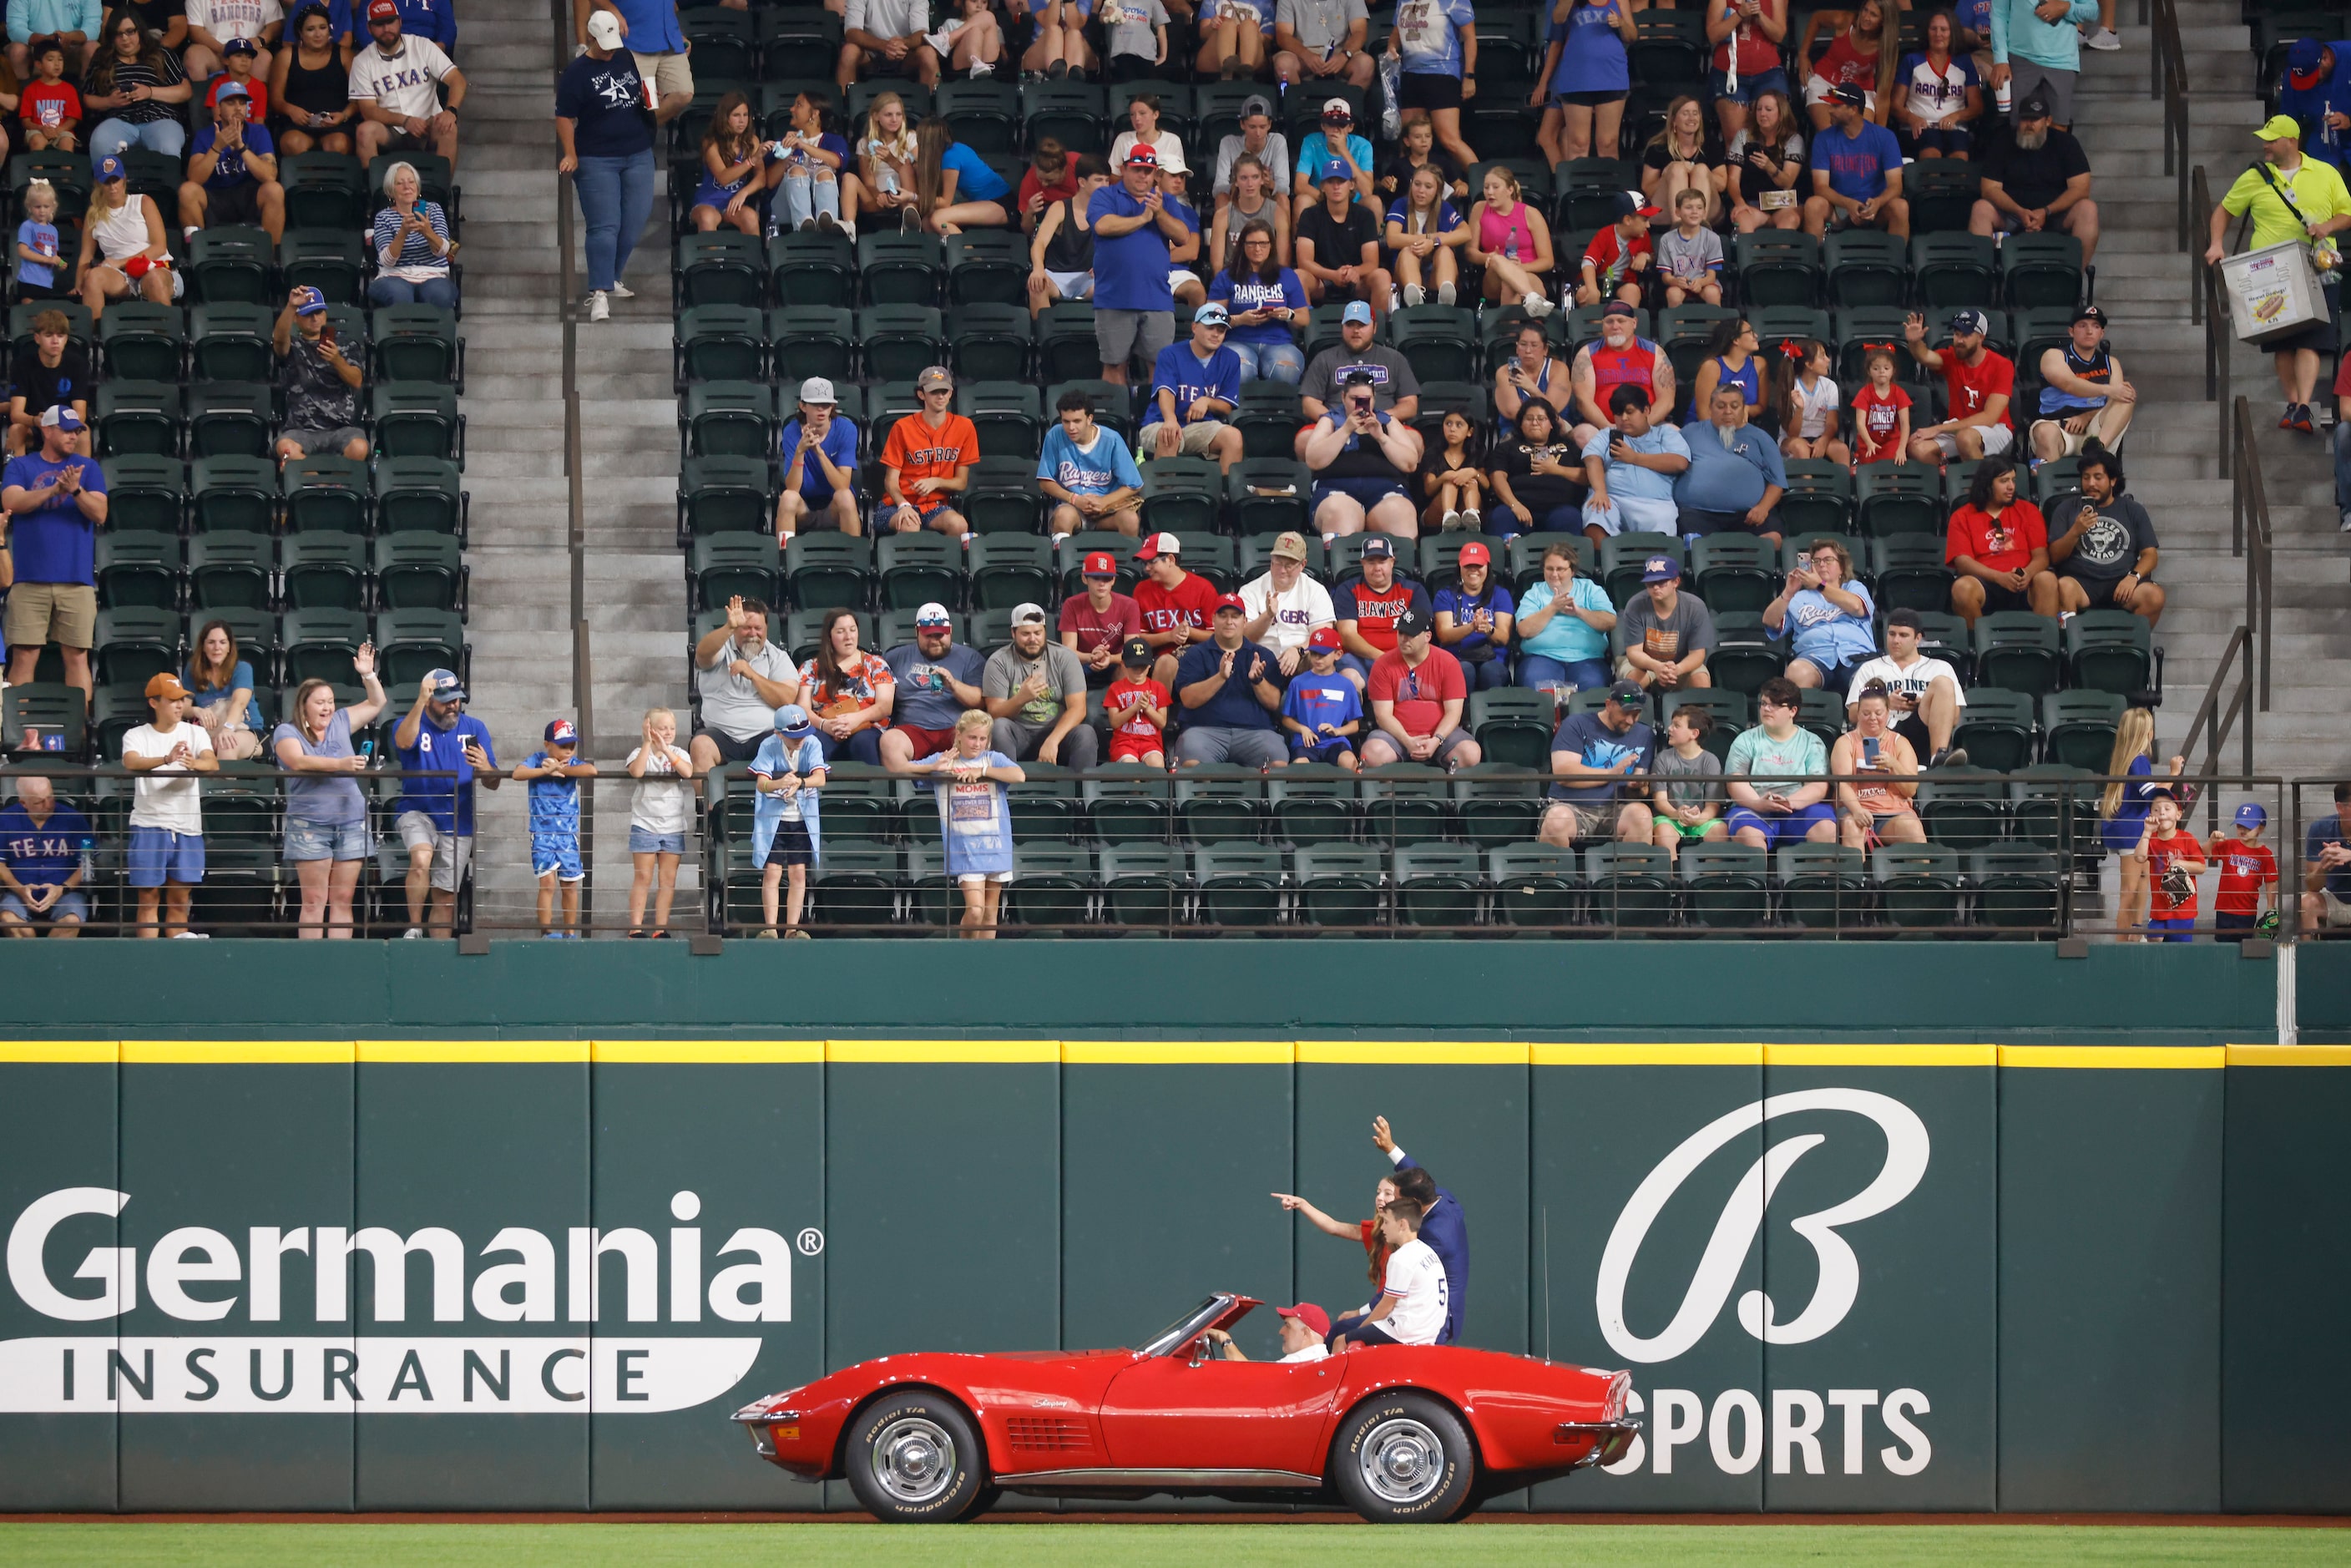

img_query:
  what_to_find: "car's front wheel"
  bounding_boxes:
[1331,1392,1477,1523]
[844,1392,991,1522]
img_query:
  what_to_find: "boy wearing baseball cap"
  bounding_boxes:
[514,719,598,938]
[1292,99,1373,219]
[1134,531,1219,686]
[1576,191,1656,309]
[1103,637,1171,768]
[1279,625,1362,770]
[1295,153,1393,313]
[878,367,977,535]
[2211,802,2279,941]
[1059,548,1144,687]
[122,673,219,938]
[751,705,827,938]
[776,377,862,539]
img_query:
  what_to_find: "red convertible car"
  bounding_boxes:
[730,1292,1636,1522]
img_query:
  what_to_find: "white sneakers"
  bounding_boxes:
[1521,291,1555,318]
[586,291,609,321]
[1403,283,1425,307]
[609,282,635,299]
[2086,26,2121,49]
[1436,281,1455,306]
[403,927,423,938]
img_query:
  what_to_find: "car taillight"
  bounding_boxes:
[1604,1372,1631,1422]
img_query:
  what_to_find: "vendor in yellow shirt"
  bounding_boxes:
[2207,114,2351,434]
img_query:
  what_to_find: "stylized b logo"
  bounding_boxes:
[1595,1090,1929,1365]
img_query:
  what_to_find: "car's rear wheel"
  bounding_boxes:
[1330,1391,1476,1523]
[844,1393,990,1522]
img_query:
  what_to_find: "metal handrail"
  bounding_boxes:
[2150,0,2192,250]
[2193,165,2238,478]
[551,0,595,926]
[2228,396,2276,711]
[2178,625,2257,833]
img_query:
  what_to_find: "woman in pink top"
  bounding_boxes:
[1465,165,1557,318]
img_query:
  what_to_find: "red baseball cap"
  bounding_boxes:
[1214,592,1246,613]
[1135,531,1182,561]
[367,0,398,20]
[1307,625,1342,653]
[1124,144,1159,169]
[1082,550,1118,577]
[1457,541,1490,567]
[1276,1302,1332,1338]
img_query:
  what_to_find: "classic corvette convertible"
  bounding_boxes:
[730,1292,1637,1522]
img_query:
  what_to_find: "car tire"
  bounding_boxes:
[1330,1391,1477,1523]
[844,1392,991,1523]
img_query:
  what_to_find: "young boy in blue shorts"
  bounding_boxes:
[515,719,597,938]
[1280,625,1363,771]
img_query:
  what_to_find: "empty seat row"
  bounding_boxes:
[94,530,467,615]
[103,455,468,541]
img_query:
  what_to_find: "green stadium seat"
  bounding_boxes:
[2064,609,2153,697]
[1267,770,1356,847]
[186,382,273,460]
[1777,842,1868,930]
[944,232,1029,311]
[1037,300,1104,383]
[278,227,366,305]
[1868,534,1954,615]
[1229,458,1309,535]
[1100,842,1188,928]
[1585,841,1674,928]
[4,681,88,758]
[1393,841,1484,929]
[1450,767,1546,847]
[768,230,857,308]
[691,536,782,613]
[1972,612,2062,697]
[958,381,1043,458]
[1195,840,1283,928]
[188,225,272,303]
[2041,690,2126,771]
[2009,765,2100,862]
[1690,534,1778,616]
[281,607,370,683]
[674,230,766,310]
[1912,234,1999,309]
[374,609,463,687]
[96,529,184,610]
[187,531,273,611]
[1855,463,1944,538]
[682,381,776,461]
[373,458,465,540]
[368,382,462,463]
[1486,842,1580,929]
[856,233,943,308]
[1358,765,1449,847]
[1903,160,1980,235]
[1918,770,2009,852]
[1388,306,1479,384]
[1678,840,1770,928]
[1750,306,1833,363]
[98,302,185,382]
[1176,777,1264,845]
[280,151,368,230]
[948,301,1032,382]
[1970,847,2064,932]
[679,456,775,541]
[1084,772,1174,845]
[1873,842,1964,928]
[188,302,273,382]
[94,607,181,687]
[1295,842,1386,928]
[876,534,964,612]
[1468,689,1554,771]
[809,842,902,931]
[1705,613,1786,697]
[99,456,186,535]
[2000,233,2084,311]
[1022,81,1106,154]
[1733,231,1823,309]
[1005,843,1095,929]
[676,303,769,387]
[858,304,948,385]
[968,536,1054,611]
[1823,230,1907,308]
[962,454,1044,535]
[1949,686,2033,771]
[283,534,371,612]
[95,381,182,458]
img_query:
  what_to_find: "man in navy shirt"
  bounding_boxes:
[392,667,501,938]
[775,377,862,539]
[1172,596,1288,769]
[0,775,90,936]
[2303,780,2351,933]
[1540,678,1656,847]
[1373,1115,1468,1345]
[1141,302,1244,473]
[2,406,107,706]
[1802,86,1909,239]
[1092,144,1191,386]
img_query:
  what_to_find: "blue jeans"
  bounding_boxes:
[573,149,656,294]
[89,117,185,159]
[1228,338,1304,383]
[816,726,883,766]
[1519,653,1610,695]
[369,275,459,308]
[1458,654,1509,690]
[777,165,842,230]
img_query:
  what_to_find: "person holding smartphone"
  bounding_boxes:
[1831,682,1922,849]
[391,668,502,939]
[273,283,368,463]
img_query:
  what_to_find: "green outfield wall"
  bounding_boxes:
[0,939,2346,1514]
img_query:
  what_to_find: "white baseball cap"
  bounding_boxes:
[797,377,837,405]
[585,9,623,48]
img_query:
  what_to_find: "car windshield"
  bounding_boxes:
[1135,1295,1230,1358]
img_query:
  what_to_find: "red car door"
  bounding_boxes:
[1097,1352,1343,1476]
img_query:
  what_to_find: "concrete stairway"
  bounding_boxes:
[449,0,697,933]
[2071,4,2351,787]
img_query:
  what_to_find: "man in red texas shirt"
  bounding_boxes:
[1904,307,2015,465]
[1133,532,1219,687]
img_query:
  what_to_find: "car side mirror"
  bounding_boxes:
[1187,1338,1211,1367]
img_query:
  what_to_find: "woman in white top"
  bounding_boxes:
[1107,94,1186,178]
[625,706,695,937]
[857,92,919,230]
[78,157,174,316]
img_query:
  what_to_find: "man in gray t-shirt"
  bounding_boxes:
[1275,0,1374,90]
[1650,718,1726,845]
[691,597,802,769]
[839,0,941,88]
[1298,312,1420,421]
[981,604,1099,770]
[1616,562,1717,691]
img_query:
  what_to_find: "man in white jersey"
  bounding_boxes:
[1339,1198,1445,1348]
[348,0,463,166]
[1844,606,1969,769]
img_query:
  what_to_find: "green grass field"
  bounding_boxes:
[2,1523,2348,1568]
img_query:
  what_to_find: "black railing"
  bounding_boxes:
[2228,395,2276,711]
[2179,625,2257,827]
[2194,164,2234,471]
[2149,0,2192,250]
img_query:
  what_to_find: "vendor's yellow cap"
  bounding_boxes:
[2257,114,2303,142]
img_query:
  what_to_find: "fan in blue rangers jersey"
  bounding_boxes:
[515,718,597,938]
[0,776,91,933]
[1036,388,1145,536]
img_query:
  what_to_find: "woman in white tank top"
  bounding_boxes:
[78,166,174,316]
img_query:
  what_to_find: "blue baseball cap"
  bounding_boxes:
[1642,555,1682,583]
[1318,157,1352,184]
[2235,802,2268,829]
[544,718,578,745]
[774,703,814,737]
[94,154,124,183]
[2290,38,2328,89]
[424,668,466,704]
[1194,301,1229,326]
[294,286,328,316]
[1947,308,1990,336]
[215,80,250,101]
[1340,301,1373,326]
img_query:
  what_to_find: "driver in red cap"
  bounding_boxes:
[1203,1302,1332,1363]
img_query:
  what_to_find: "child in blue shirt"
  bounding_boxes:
[1280,628,1364,769]
[751,704,827,938]
[15,180,62,298]
[515,718,596,938]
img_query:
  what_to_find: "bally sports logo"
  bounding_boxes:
[0,1189,816,1414]
[1594,1090,1937,1479]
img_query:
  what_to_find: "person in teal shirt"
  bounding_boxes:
[1722,676,1836,848]
[1513,539,1617,694]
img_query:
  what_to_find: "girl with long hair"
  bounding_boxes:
[793,608,896,766]
[1642,94,1725,225]
[2100,708,2183,940]
[1209,151,1287,268]
[1382,164,1466,309]
[1774,338,1849,465]
[270,649,388,938]
[1465,164,1557,318]
[690,90,766,235]
[1891,9,1982,161]
[1206,217,1307,382]
[913,116,1011,235]
[82,10,190,159]
[1798,0,1897,130]
[271,5,354,156]
[187,620,263,761]
[1691,316,1762,422]
[1725,88,1803,232]
[857,91,919,230]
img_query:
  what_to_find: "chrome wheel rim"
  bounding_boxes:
[869,1415,958,1505]
[1359,1415,1446,1505]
